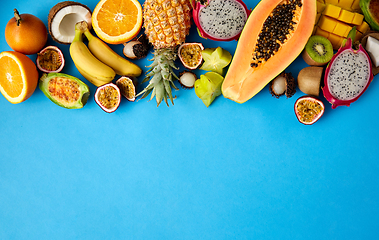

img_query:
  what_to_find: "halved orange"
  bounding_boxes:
[92,0,143,44]
[0,51,39,104]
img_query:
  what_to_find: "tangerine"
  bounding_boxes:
[5,9,48,55]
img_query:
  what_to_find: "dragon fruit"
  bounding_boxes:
[323,38,374,109]
[191,0,251,41]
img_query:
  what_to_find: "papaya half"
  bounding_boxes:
[222,0,317,103]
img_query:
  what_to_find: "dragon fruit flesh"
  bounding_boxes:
[191,0,251,41]
[323,38,373,109]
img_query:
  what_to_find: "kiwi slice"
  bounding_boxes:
[302,35,334,66]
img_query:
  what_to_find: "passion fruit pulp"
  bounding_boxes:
[95,83,121,113]
[294,96,325,125]
[36,46,65,73]
[178,43,204,69]
[116,76,137,101]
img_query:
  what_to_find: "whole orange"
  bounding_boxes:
[5,9,48,55]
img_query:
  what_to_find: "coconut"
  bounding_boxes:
[361,31,379,76]
[48,1,92,44]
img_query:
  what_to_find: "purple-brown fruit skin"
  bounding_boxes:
[294,95,325,125]
[94,83,121,113]
[36,46,65,73]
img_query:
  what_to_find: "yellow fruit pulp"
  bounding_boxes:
[314,0,369,49]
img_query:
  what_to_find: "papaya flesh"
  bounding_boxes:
[222,0,317,103]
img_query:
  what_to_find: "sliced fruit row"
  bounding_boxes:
[316,0,361,13]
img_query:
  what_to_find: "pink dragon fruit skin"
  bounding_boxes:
[191,0,251,41]
[323,38,374,109]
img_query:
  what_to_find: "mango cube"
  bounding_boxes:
[354,31,362,42]
[318,16,338,32]
[315,13,322,24]
[350,0,361,12]
[333,22,352,37]
[328,33,344,49]
[337,0,354,10]
[325,0,339,5]
[357,21,370,34]
[317,1,326,13]
[337,9,355,23]
[323,4,341,18]
[315,27,330,39]
[351,13,364,26]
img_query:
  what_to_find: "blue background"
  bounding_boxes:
[1,0,378,239]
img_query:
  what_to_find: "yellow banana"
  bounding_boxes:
[70,22,116,87]
[75,64,112,87]
[84,29,142,77]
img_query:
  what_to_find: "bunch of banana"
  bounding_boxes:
[69,21,142,87]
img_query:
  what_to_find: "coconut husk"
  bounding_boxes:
[361,30,379,76]
[48,1,92,44]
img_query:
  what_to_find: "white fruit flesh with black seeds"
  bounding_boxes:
[199,0,247,39]
[327,49,370,101]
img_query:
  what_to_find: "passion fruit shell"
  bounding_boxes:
[94,83,121,113]
[36,46,65,73]
[116,76,137,101]
[294,95,325,125]
[178,43,204,69]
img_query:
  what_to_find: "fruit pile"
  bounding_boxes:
[314,0,370,49]
[0,0,379,124]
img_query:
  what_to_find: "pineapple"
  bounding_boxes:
[137,0,192,106]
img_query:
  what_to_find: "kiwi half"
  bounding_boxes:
[302,35,334,66]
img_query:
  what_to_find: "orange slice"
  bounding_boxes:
[0,51,39,104]
[92,0,143,44]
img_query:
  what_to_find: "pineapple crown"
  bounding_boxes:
[137,48,179,106]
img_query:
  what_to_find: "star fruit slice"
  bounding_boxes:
[195,71,224,107]
[200,47,232,75]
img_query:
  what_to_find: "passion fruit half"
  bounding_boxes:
[36,46,65,73]
[178,43,204,69]
[294,96,325,125]
[116,76,137,102]
[95,83,121,113]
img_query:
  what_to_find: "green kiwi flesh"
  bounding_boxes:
[302,35,334,66]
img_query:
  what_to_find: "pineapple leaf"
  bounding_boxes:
[137,87,153,100]
[163,80,174,105]
[142,76,150,84]
[163,93,169,107]
[150,87,157,101]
